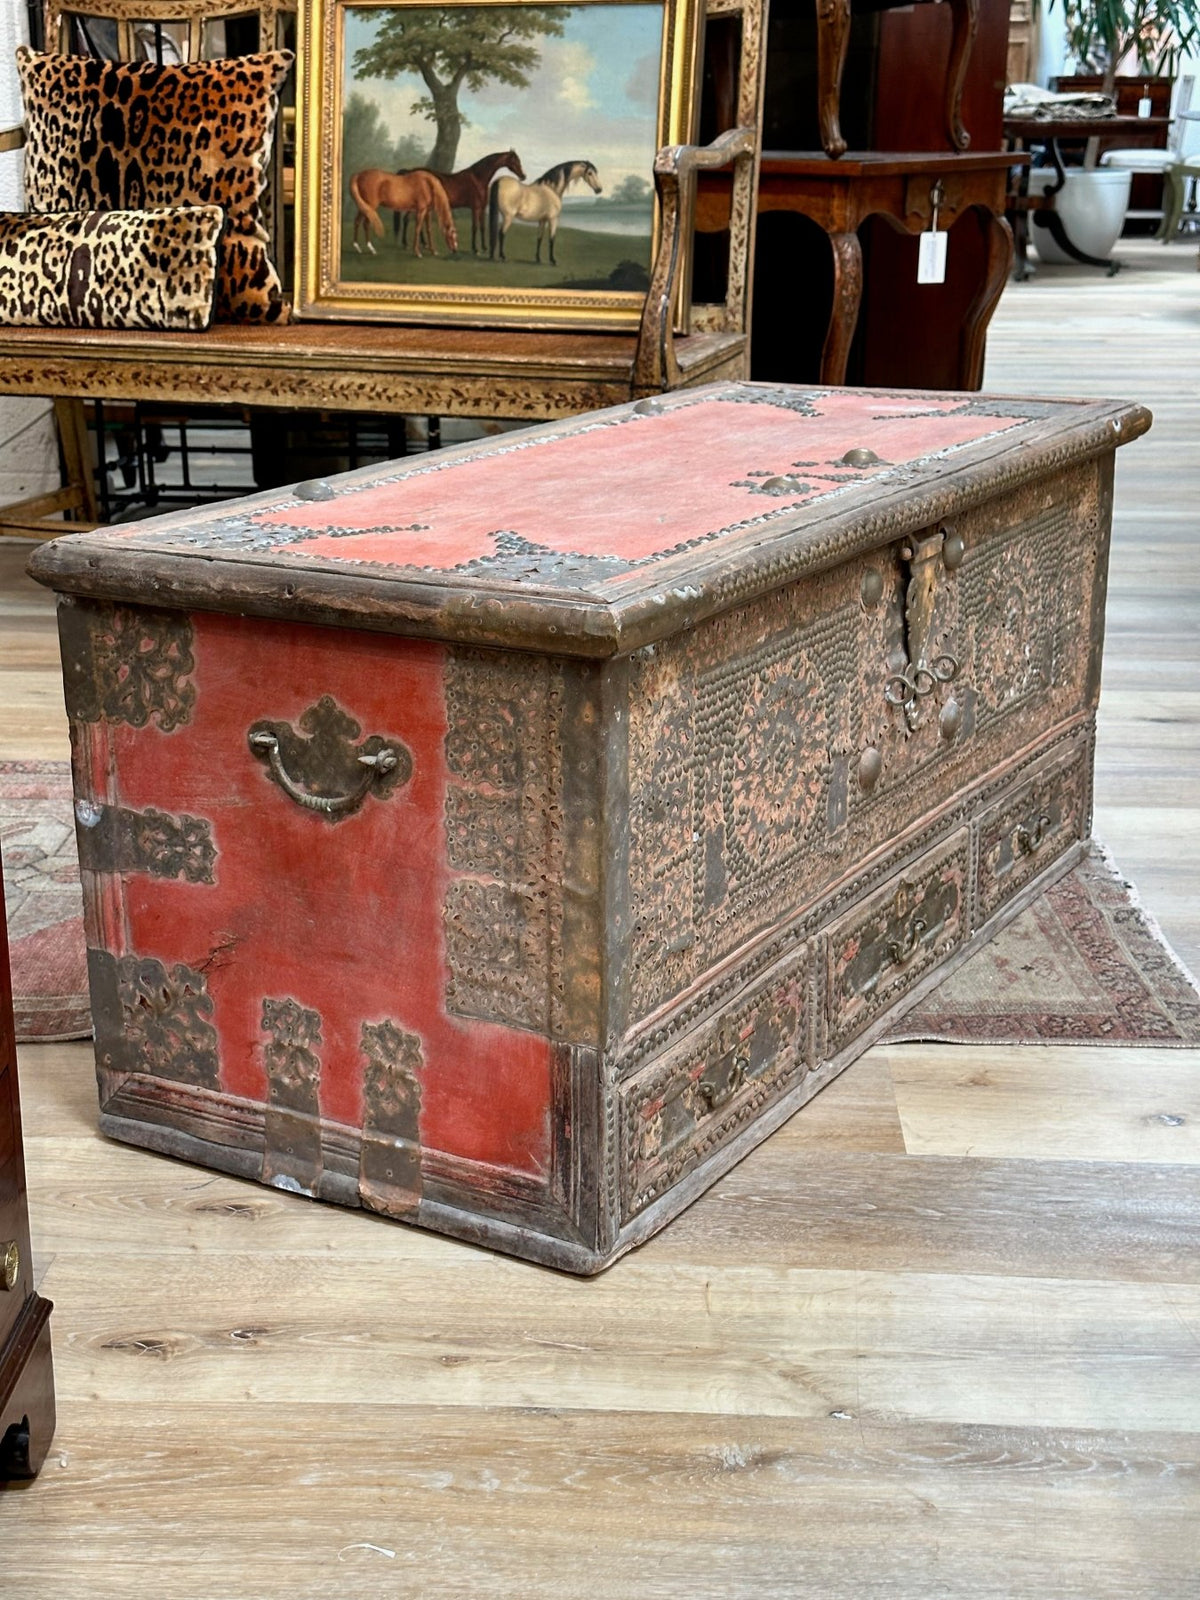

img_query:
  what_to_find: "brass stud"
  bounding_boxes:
[841,447,883,468]
[858,747,883,792]
[633,397,666,415]
[294,478,335,502]
[860,570,884,607]
[760,474,807,495]
[940,700,963,742]
[1,1241,19,1292]
[943,529,966,570]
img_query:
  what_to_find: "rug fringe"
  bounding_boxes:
[1090,837,1200,1002]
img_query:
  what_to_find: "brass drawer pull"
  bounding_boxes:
[698,1055,748,1114]
[887,915,928,965]
[1015,813,1053,855]
[1,1241,19,1292]
[247,695,412,821]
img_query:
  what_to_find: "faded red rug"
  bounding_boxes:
[2,761,1199,1050]
[1,760,90,1041]
[883,841,1200,1047]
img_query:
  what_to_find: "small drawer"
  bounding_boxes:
[825,830,970,1054]
[974,746,1091,928]
[619,945,813,1221]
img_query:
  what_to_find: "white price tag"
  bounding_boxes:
[918,230,948,284]
[1138,95,1152,117]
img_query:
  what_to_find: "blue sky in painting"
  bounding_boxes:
[342,4,664,191]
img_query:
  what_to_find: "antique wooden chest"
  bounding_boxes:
[29,382,1149,1272]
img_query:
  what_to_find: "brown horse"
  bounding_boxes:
[349,169,458,258]
[392,150,525,255]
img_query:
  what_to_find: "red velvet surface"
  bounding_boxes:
[241,395,1022,571]
[107,612,553,1177]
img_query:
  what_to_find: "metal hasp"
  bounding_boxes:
[884,525,962,731]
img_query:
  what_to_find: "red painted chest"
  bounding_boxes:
[30,382,1149,1271]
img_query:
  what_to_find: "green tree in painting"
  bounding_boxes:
[352,6,572,174]
[608,174,653,204]
[343,91,429,178]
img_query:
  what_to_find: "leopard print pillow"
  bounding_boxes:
[0,208,224,330]
[17,46,292,324]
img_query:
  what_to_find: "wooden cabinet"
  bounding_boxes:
[0,863,55,1482]
[753,0,1017,390]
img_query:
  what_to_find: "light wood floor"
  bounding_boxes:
[2,239,1199,1598]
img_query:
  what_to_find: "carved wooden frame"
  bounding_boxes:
[44,0,296,62]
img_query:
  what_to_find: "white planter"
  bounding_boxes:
[1028,168,1133,264]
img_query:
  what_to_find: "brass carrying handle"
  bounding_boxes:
[1016,813,1053,855]
[887,915,928,965]
[248,730,402,816]
[698,1054,748,1114]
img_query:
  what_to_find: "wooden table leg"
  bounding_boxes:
[815,0,851,160]
[53,398,99,524]
[959,211,1014,388]
[820,230,863,384]
[944,0,979,152]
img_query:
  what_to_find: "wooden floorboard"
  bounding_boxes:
[2,238,1199,1595]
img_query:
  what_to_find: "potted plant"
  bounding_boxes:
[1027,0,1200,261]
[1049,0,1198,97]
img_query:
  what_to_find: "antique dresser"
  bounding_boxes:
[29,382,1149,1272]
[0,865,55,1479]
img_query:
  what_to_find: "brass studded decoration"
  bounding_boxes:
[625,468,1100,1030]
[442,647,564,1034]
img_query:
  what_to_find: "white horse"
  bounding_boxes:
[489,160,602,265]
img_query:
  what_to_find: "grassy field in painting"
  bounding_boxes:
[338,216,651,293]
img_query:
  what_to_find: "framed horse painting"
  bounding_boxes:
[295,0,702,327]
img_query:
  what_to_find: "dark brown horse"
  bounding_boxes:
[393,149,525,255]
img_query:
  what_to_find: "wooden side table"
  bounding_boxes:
[0,862,56,1484]
[1004,115,1171,279]
[739,150,1016,384]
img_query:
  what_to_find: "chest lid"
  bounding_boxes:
[31,382,1149,657]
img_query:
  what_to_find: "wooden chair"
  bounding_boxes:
[0,0,766,535]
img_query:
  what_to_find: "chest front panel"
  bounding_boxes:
[620,461,1103,1033]
[64,605,585,1213]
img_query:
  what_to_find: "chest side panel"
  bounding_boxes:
[620,458,1105,1033]
[65,605,576,1200]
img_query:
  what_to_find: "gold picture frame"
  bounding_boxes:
[295,0,702,328]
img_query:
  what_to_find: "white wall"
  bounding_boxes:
[0,0,60,515]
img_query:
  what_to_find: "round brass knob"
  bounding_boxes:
[1,1241,19,1292]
